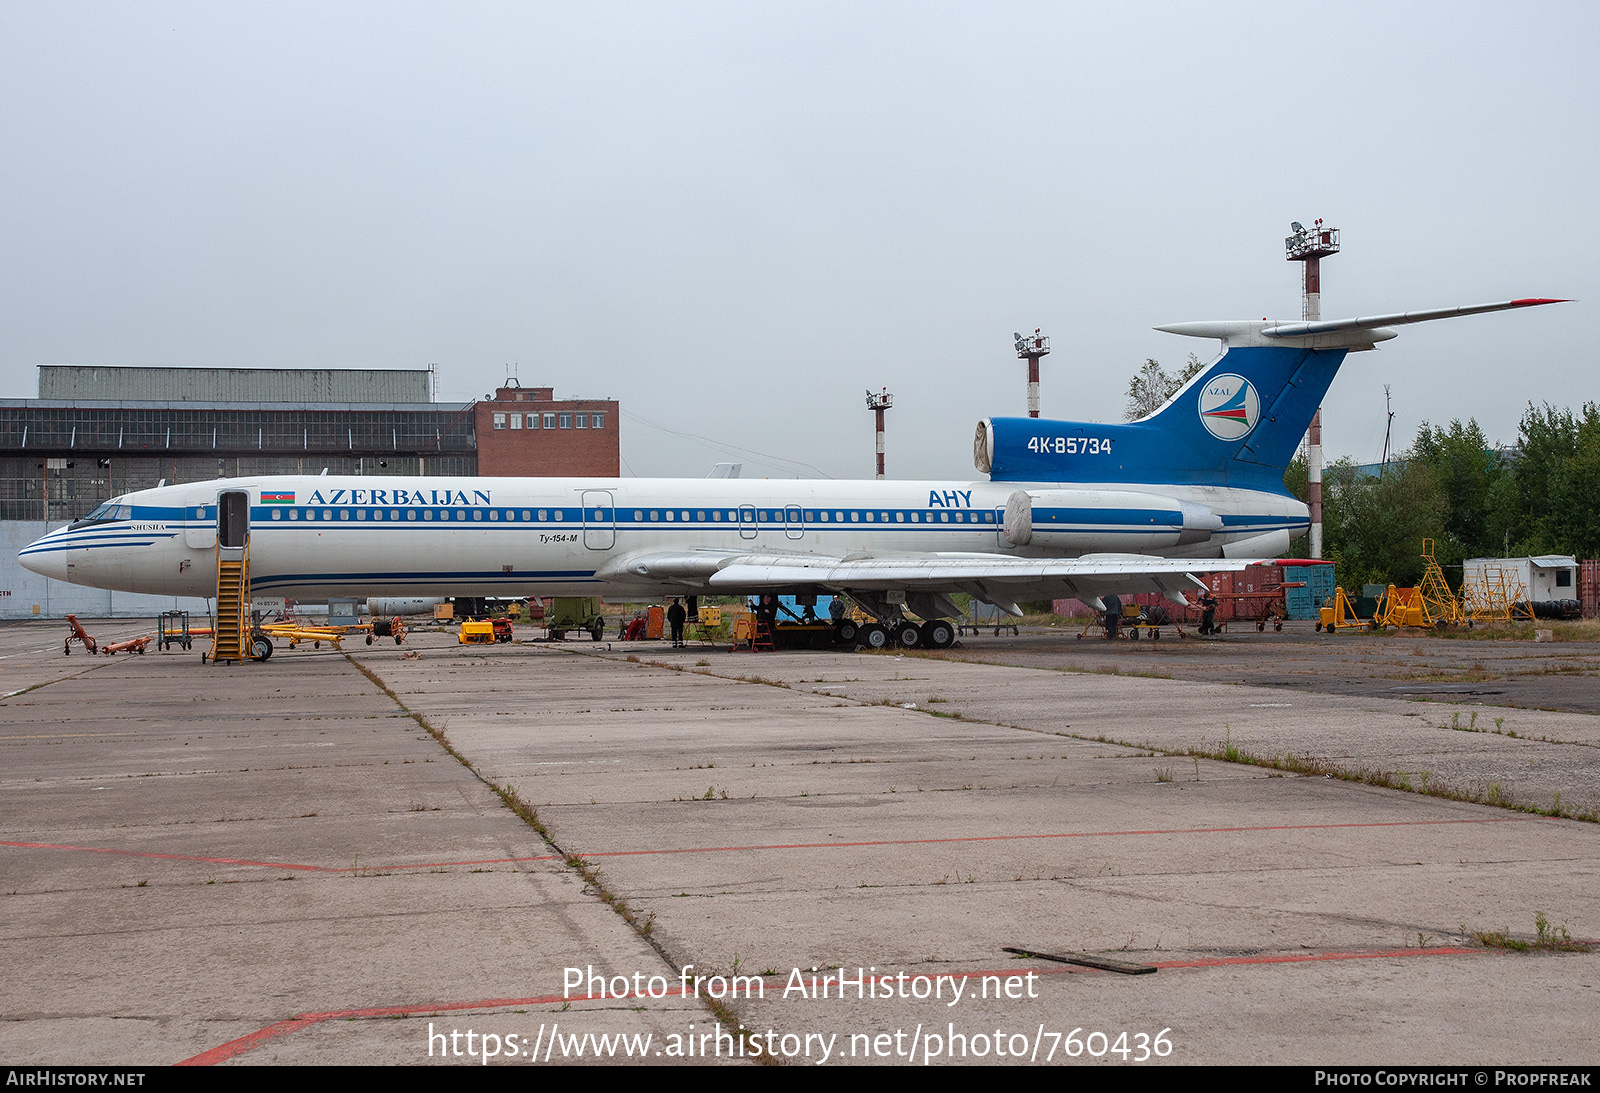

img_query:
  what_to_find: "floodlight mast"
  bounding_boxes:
[865,387,893,479]
[1014,329,1050,418]
[1286,218,1340,559]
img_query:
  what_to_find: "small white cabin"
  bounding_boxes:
[1463,556,1578,602]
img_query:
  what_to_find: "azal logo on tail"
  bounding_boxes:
[1197,374,1259,441]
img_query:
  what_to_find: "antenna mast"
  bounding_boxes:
[1013,329,1050,418]
[865,387,893,479]
[1286,219,1340,558]
[1381,384,1395,471]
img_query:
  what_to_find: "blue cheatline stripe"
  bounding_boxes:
[190,517,1302,537]
[19,537,170,556]
[46,506,1301,544]
[24,529,178,546]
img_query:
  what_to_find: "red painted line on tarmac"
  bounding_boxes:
[179,985,717,1065]
[3,816,1532,876]
[180,946,1491,1064]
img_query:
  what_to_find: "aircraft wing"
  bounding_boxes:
[600,548,1262,611]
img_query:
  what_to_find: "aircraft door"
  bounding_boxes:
[218,491,250,553]
[582,490,615,550]
[995,507,1007,548]
[183,489,217,549]
[784,505,803,540]
[739,505,758,540]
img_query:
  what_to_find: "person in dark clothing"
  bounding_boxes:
[667,597,687,647]
[1198,590,1217,635]
[1102,593,1121,640]
[755,594,781,642]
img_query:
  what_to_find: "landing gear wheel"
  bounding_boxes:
[893,621,922,648]
[860,624,889,650]
[921,620,956,649]
[835,620,859,645]
[251,636,274,661]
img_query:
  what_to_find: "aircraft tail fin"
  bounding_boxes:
[977,298,1566,490]
[977,344,1343,490]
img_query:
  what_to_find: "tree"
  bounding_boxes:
[1411,418,1502,566]
[1321,457,1447,589]
[1500,403,1576,554]
[1124,354,1206,421]
[1539,402,1600,558]
[1488,402,1600,558]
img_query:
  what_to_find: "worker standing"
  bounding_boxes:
[1198,589,1218,636]
[667,597,687,647]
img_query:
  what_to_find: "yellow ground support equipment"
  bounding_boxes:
[728,613,757,650]
[1460,563,1536,624]
[1076,601,1182,640]
[1417,538,1466,627]
[1316,586,1367,632]
[1374,585,1431,628]
[458,619,496,644]
[206,491,268,663]
[260,621,348,650]
[258,616,405,651]
[210,545,251,663]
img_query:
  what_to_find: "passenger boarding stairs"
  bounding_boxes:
[210,544,251,664]
[206,490,256,665]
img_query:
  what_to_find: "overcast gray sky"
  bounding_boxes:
[2,1,1592,480]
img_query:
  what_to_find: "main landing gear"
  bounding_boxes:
[836,618,956,651]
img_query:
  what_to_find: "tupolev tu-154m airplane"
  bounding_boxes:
[20,297,1564,649]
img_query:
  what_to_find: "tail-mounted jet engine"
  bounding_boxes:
[1001,488,1221,551]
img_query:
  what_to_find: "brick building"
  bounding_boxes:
[473,384,619,477]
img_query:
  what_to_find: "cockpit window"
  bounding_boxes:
[73,498,132,527]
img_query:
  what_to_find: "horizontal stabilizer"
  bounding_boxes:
[1156,298,1567,351]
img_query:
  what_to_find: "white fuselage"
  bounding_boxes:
[19,475,1306,600]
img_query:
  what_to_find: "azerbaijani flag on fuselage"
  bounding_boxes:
[262,492,295,505]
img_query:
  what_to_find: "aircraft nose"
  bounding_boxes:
[18,532,71,580]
